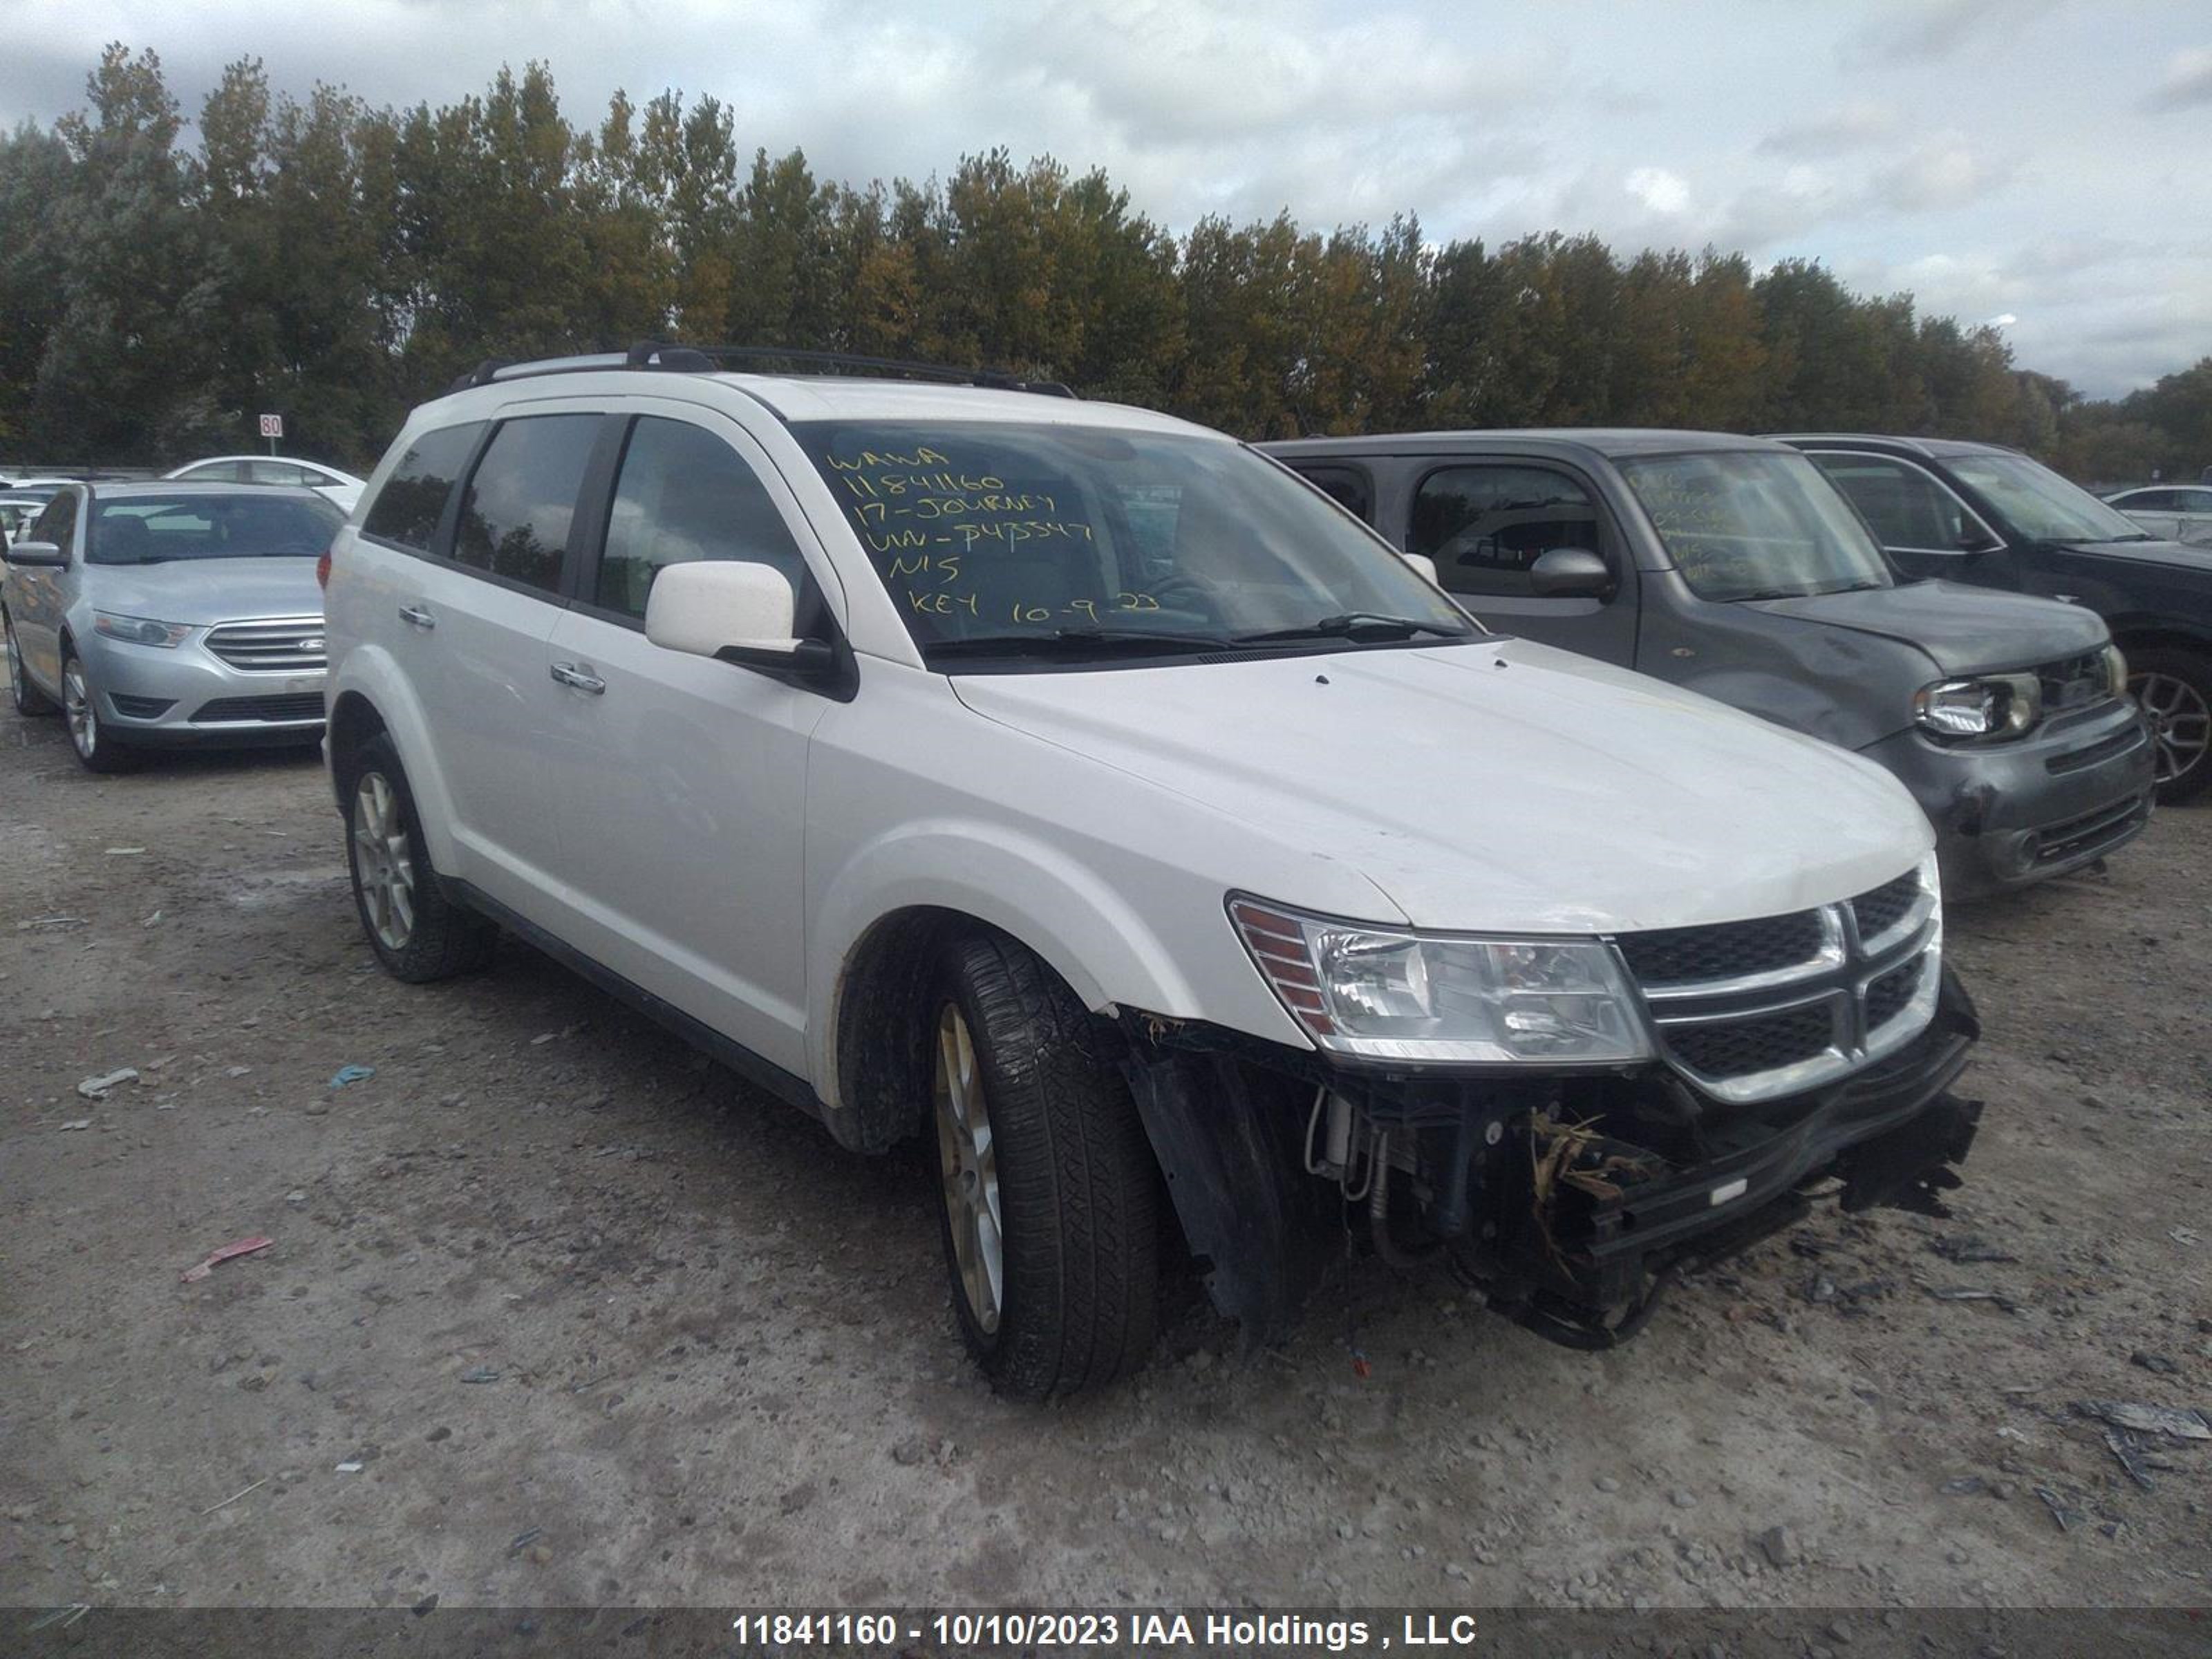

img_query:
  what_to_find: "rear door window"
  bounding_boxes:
[1410,465,1611,598]
[451,415,602,594]
[249,460,315,487]
[362,423,485,553]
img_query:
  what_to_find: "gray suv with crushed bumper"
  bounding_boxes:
[1266,431,2153,897]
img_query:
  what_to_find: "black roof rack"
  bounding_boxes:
[446,343,1077,399]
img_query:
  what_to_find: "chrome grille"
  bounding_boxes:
[1618,859,1942,1105]
[1848,872,1920,945]
[1616,910,1827,986]
[204,617,326,672]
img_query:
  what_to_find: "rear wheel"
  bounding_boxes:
[61,646,136,773]
[2129,646,2212,803]
[928,932,1161,1400]
[4,613,56,715]
[342,733,498,981]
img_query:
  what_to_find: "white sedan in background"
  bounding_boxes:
[164,456,367,515]
[2102,484,2212,548]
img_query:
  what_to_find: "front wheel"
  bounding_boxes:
[2129,646,2212,803]
[61,646,136,773]
[929,933,1161,1400]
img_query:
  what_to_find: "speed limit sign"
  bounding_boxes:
[259,413,283,440]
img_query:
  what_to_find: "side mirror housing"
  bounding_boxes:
[3,538,64,568]
[1529,546,1612,599]
[1402,552,1439,585]
[646,559,799,659]
[644,559,851,695]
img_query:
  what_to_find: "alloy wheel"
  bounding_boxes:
[933,1002,1004,1334]
[2133,670,2211,787]
[351,771,418,950]
[63,660,95,758]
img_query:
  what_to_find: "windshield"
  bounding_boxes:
[89,494,343,564]
[1618,449,1894,601]
[1945,452,2149,543]
[791,420,1474,661]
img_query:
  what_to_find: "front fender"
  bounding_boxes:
[808,817,1303,1118]
[327,644,465,876]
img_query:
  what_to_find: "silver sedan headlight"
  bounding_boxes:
[1229,896,1653,1065]
[93,611,193,648]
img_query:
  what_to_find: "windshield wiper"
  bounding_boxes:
[926,628,1232,660]
[1232,612,1469,644]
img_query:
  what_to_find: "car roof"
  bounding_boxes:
[1770,433,2023,459]
[1262,428,1795,460]
[171,455,360,476]
[87,480,333,503]
[418,364,1219,441]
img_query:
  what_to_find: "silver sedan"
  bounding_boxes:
[2,482,341,772]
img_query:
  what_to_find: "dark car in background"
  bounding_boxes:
[1782,436,2212,803]
[1264,431,2153,895]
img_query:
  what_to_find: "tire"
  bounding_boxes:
[2128,646,2212,804]
[928,931,1161,1400]
[341,731,498,982]
[59,644,138,773]
[4,612,57,715]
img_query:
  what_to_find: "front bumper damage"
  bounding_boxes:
[1118,968,1981,1353]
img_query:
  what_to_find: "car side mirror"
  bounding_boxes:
[2,538,64,568]
[645,559,847,689]
[1402,552,1439,585]
[1955,527,2002,554]
[1529,547,1612,599]
[646,559,802,659]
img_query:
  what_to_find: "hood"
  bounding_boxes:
[950,639,1931,935]
[2052,537,2212,577]
[1748,579,2107,675]
[84,557,325,628]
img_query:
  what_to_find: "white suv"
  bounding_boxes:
[323,346,1983,1398]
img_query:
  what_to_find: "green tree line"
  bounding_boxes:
[2,45,2206,482]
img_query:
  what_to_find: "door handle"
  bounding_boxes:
[397,603,435,630]
[549,662,606,695]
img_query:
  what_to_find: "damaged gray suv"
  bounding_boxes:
[1268,431,2154,897]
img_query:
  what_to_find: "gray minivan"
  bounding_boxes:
[1264,431,2154,897]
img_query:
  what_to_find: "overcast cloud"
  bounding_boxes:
[0,0,2204,397]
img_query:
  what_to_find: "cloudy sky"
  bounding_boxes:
[2,0,2206,397]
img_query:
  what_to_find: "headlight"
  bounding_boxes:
[1229,897,1653,1065]
[2101,643,2127,697]
[1914,673,2038,739]
[93,612,192,648]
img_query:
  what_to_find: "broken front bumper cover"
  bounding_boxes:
[1492,1000,1980,1348]
[1121,966,1982,1353]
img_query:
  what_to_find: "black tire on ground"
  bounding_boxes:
[4,612,57,715]
[340,731,498,982]
[928,932,1161,1400]
[2129,645,2212,805]
[60,644,138,773]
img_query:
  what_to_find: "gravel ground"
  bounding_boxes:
[1,680,2208,1638]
